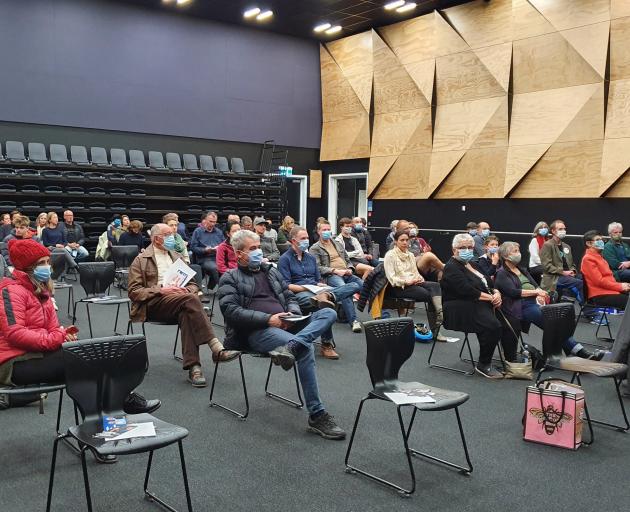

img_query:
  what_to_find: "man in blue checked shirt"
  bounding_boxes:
[191,211,224,290]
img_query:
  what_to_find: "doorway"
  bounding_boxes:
[284,175,307,227]
[327,173,368,229]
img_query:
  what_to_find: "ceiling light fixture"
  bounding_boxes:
[314,22,332,33]
[176,0,192,5]
[256,10,274,21]
[243,7,261,18]
[396,2,417,13]
[384,0,405,10]
[325,25,342,35]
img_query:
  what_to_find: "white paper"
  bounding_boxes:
[105,422,156,441]
[282,313,311,323]
[302,284,333,294]
[162,258,195,288]
[86,295,119,302]
[384,390,436,405]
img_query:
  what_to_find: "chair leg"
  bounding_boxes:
[595,311,614,342]
[264,359,304,409]
[172,326,182,362]
[46,433,68,512]
[85,303,93,338]
[574,373,629,433]
[144,444,195,512]
[114,304,121,334]
[178,441,194,512]
[79,445,94,512]
[209,353,250,419]
[428,333,475,375]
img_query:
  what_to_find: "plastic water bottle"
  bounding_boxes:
[522,350,530,364]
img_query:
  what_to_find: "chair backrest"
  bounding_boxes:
[28,142,48,162]
[148,151,166,169]
[62,335,147,421]
[110,148,128,166]
[110,245,140,269]
[70,145,90,165]
[50,250,68,280]
[6,141,26,160]
[90,146,110,165]
[231,157,245,173]
[183,153,199,171]
[129,150,147,168]
[189,263,203,287]
[166,152,182,170]
[362,318,415,386]
[199,155,215,172]
[78,261,116,296]
[541,303,576,358]
[50,144,69,163]
[215,156,230,172]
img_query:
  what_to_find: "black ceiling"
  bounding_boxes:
[112,0,473,40]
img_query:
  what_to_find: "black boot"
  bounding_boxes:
[123,392,161,414]
[575,348,606,361]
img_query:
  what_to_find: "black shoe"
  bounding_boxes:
[269,345,295,371]
[94,453,118,464]
[475,365,504,379]
[123,392,161,415]
[307,412,346,440]
[575,348,606,361]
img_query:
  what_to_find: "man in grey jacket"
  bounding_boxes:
[254,216,280,262]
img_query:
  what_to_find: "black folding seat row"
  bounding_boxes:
[88,187,106,195]
[129,203,146,211]
[44,186,62,194]
[67,187,84,195]
[63,170,85,180]
[0,184,16,192]
[67,202,85,210]
[110,188,126,195]
[129,189,146,196]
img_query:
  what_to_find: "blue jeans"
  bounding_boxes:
[617,269,630,283]
[521,299,583,355]
[294,291,334,342]
[246,308,337,415]
[326,274,363,323]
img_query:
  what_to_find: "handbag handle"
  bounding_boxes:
[537,388,567,426]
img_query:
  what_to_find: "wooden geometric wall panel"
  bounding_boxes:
[605,79,630,139]
[511,0,555,41]
[560,22,609,78]
[471,97,509,149]
[427,150,467,196]
[612,1,630,20]
[367,155,398,196]
[610,16,630,81]
[320,46,366,122]
[373,154,431,199]
[371,108,432,157]
[443,0,514,49]
[378,16,436,65]
[404,59,436,104]
[556,82,604,143]
[600,138,630,196]
[504,143,551,195]
[528,0,610,31]
[434,11,470,57]
[473,43,513,91]
[320,115,370,161]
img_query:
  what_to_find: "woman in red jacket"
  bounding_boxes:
[216,221,240,275]
[581,230,630,310]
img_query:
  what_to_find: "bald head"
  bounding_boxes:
[151,223,172,250]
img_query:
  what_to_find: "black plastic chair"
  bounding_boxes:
[182,154,199,171]
[72,262,131,337]
[46,335,193,512]
[90,147,112,167]
[51,250,74,317]
[111,245,139,293]
[575,280,617,343]
[345,318,472,497]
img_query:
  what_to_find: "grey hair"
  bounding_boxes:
[150,223,169,238]
[608,222,623,234]
[498,241,520,260]
[390,220,399,230]
[289,225,307,240]
[231,229,260,252]
[532,221,548,237]
[452,233,474,248]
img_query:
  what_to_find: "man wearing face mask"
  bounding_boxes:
[351,217,374,259]
[253,217,280,262]
[473,221,491,258]
[466,222,478,238]
[603,222,630,283]
[477,235,500,279]
[128,224,239,388]
[191,211,224,290]
[218,230,346,439]
[309,222,363,333]
[335,217,373,277]
[107,215,124,247]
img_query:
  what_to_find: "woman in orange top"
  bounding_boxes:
[580,230,630,310]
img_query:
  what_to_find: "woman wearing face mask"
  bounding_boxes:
[441,233,505,378]
[477,235,500,279]
[581,230,630,310]
[216,221,241,275]
[528,221,549,285]
[495,242,603,361]
[162,214,189,262]
[118,220,146,253]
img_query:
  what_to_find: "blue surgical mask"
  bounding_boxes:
[409,228,417,237]
[488,247,499,254]
[481,229,490,237]
[297,239,310,252]
[593,240,605,250]
[538,228,548,236]
[248,248,264,270]
[321,230,332,241]
[163,235,176,251]
[33,265,51,282]
[354,224,363,232]
[457,248,475,262]
[468,229,477,237]
[113,219,121,228]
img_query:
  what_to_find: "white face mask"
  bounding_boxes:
[556,230,567,239]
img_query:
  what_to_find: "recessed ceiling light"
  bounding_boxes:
[384,0,405,10]
[243,7,261,18]
[325,25,342,35]
[176,0,192,5]
[396,2,417,13]
[314,22,332,33]
[256,10,273,21]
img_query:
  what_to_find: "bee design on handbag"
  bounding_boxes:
[529,405,573,435]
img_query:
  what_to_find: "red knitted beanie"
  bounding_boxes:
[7,239,51,271]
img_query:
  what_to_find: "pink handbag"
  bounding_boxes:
[523,379,585,450]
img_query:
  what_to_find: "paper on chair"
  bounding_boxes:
[384,389,436,405]
[105,422,156,441]
[162,258,196,288]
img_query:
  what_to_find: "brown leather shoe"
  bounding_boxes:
[309,292,335,310]
[212,350,240,364]
[188,365,207,387]
[320,343,339,360]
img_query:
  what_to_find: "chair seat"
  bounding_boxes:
[371,380,469,411]
[1,383,65,395]
[68,413,188,456]
[554,357,628,378]
[82,297,131,305]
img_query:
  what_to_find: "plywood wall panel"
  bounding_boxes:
[443,0,513,49]
[320,46,366,122]
[610,17,630,81]
[378,16,436,65]
[600,138,630,195]
[612,1,630,20]
[373,154,431,199]
[371,108,432,157]
[511,0,556,41]
[368,155,398,196]
[320,115,370,161]
[556,82,604,143]
[473,42,512,92]
[528,0,610,31]
[325,31,373,79]
[605,79,630,139]
[560,22,610,78]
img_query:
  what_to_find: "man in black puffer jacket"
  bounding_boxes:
[218,230,346,440]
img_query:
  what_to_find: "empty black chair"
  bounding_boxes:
[20,201,41,210]
[63,170,85,180]
[108,173,126,181]
[238,194,251,201]
[89,217,107,226]
[72,262,131,337]
[88,202,106,210]
[166,152,183,171]
[223,193,237,201]
[28,142,48,163]
[222,206,236,215]
[110,203,126,211]
[41,170,62,179]
[20,184,40,193]
[199,155,215,172]
[231,157,245,174]
[125,173,145,182]
[111,245,140,292]
[0,184,16,193]
[188,192,203,199]
[0,142,3,161]
[129,150,149,169]
[148,151,167,170]
[187,205,202,213]
[215,156,229,172]
[67,202,85,211]
[67,187,84,195]
[0,168,15,177]
[46,335,193,512]
[44,201,62,210]
[6,141,27,162]
[345,318,472,496]
[50,144,70,165]
[183,153,199,171]
[70,145,90,166]
[44,186,62,194]
[129,189,146,196]
[110,148,130,168]
[85,172,106,180]
[90,147,112,167]
[51,250,75,317]
[205,192,219,200]
[109,188,126,196]
[182,177,203,185]
[87,187,105,195]
[240,181,253,189]
[129,203,146,211]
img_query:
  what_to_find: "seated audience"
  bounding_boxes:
[191,210,224,290]
[477,235,500,279]
[128,224,238,387]
[218,230,345,440]
[241,216,253,231]
[162,213,189,262]
[310,221,363,333]
[62,210,89,262]
[311,216,327,243]
[226,214,240,224]
[107,215,124,246]
[35,212,48,239]
[265,220,279,242]
[335,217,373,278]
[384,230,445,340]
[216,221,240,275]
[466,222,478,237]
[3,215,40,265]
[119,220,146,253]
[351,216,374,260]
[277,215,294,244]
[495,242,604,360]
[122,214,130,231]
[581,230,630,310]
[603,222,630,283]
[441,233,505,379]
[0,213,12,240]
[254,217,280,262]
[385,219,399,248]
[390,219,444,279]
[41,212,67,250]
[528,221,549,284]
[473,221,491,257]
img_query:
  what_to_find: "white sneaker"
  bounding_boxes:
[351,320,362,333]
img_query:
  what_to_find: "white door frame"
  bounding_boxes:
[291,175,308,227]
[327,172,369,229]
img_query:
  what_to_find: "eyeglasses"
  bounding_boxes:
[456,245,474,250]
